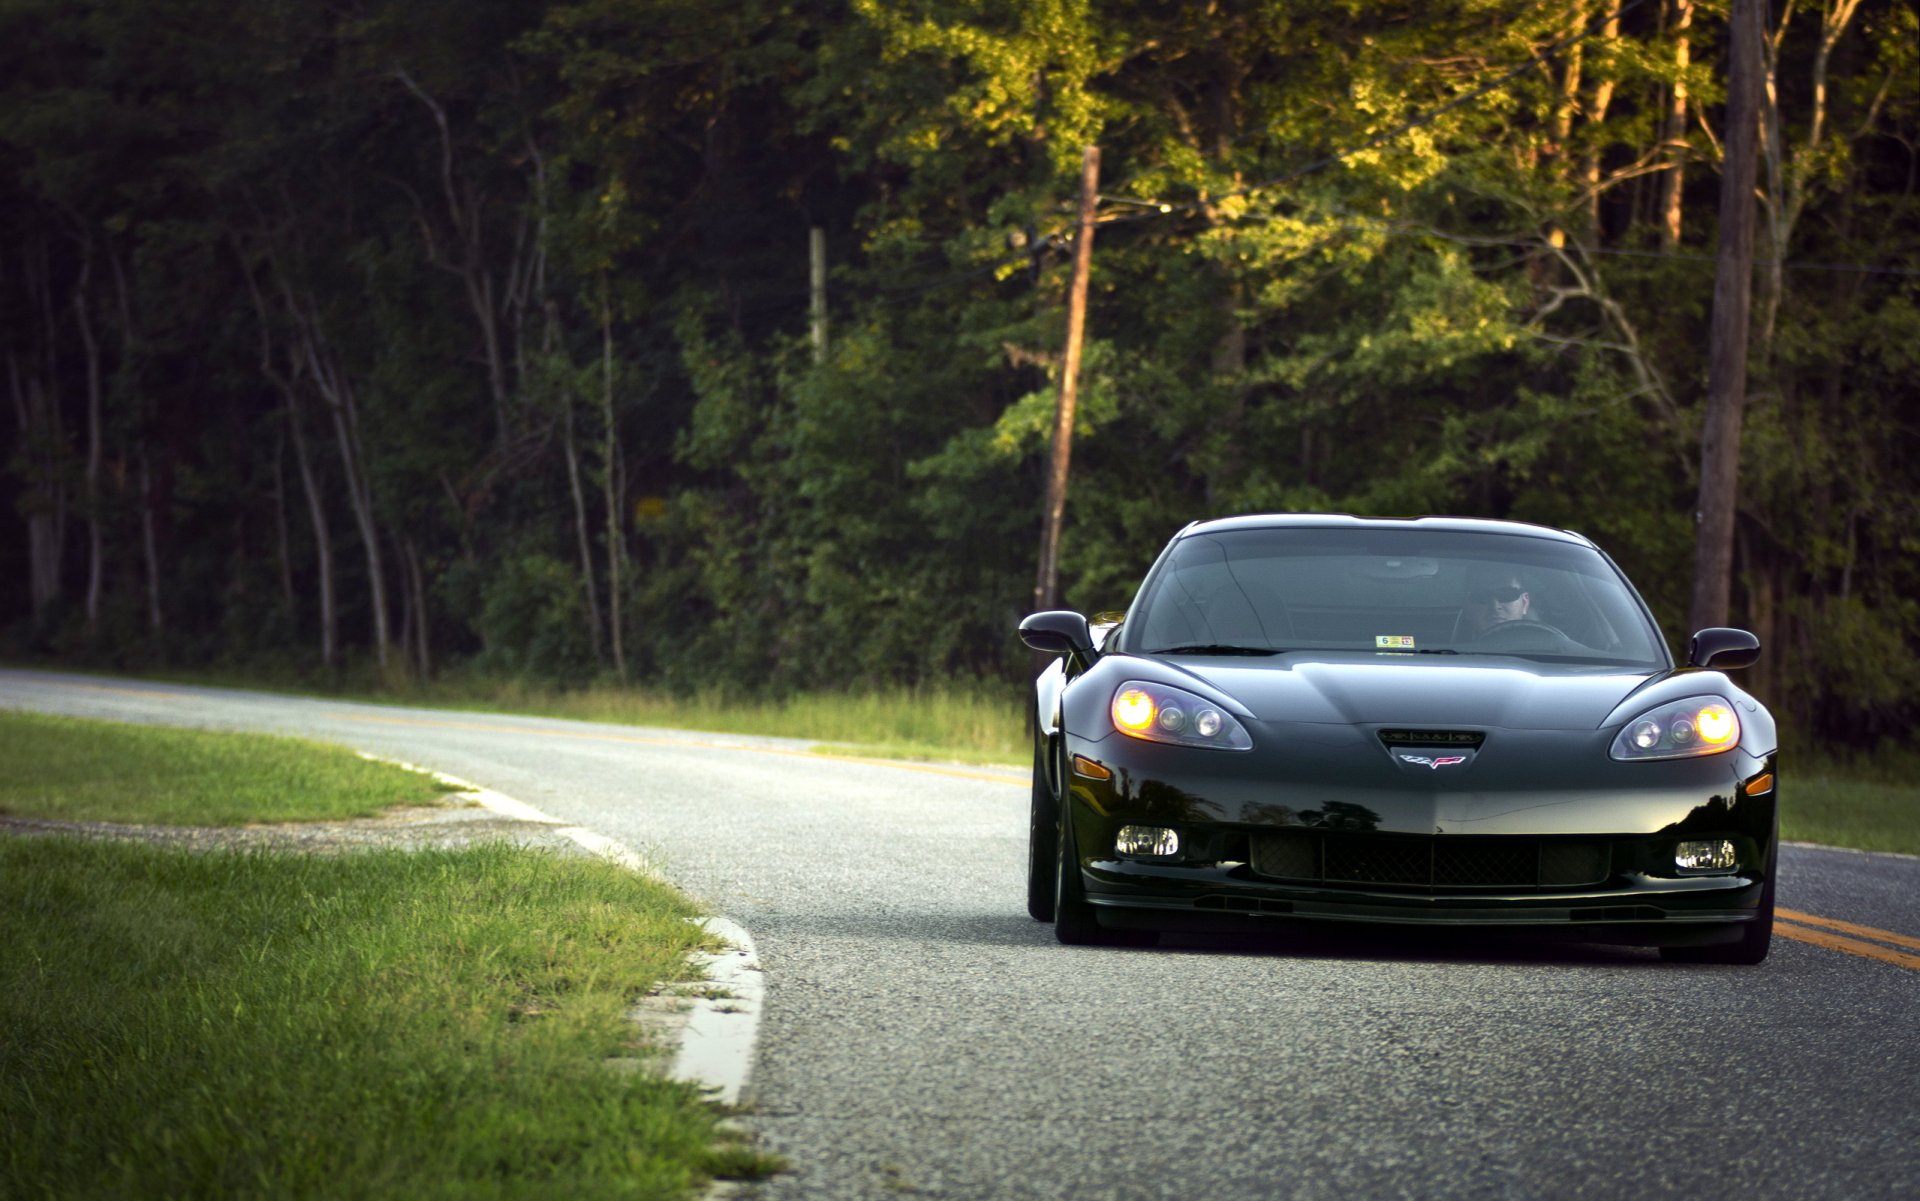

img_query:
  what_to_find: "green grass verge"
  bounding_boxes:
[0,709,458,825]
[7,661,1033,764]
[0,838,773,1199]
[381,678,1029,764]
[1783,764,1920,857]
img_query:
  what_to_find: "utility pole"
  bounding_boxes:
[809,226,828,364]
[1689,0,1762,634]
[1033,144,1100,614]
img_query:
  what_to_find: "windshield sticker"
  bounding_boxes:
[1375,635,1416,649]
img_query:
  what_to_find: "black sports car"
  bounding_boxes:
[1019,514,1777,964]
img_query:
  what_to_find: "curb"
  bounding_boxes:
[363,755,764,1105]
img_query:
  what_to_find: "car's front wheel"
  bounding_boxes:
[1026,735,1057,922]
[1052,783,1105,945]
[1660,842,1775,965]
[1051,748,1156,947]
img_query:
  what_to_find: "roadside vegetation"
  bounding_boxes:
[5,0,1914,773]
[0,716,776,1199]
[0,709,458,824]
[1785,751,1920,856]
[6,664,1033,765]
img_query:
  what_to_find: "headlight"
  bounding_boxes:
[1110,681,1253,750]
[1610,696,1741,761]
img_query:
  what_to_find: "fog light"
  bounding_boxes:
[1116,825,1179,857]
[1675,839,1737,871]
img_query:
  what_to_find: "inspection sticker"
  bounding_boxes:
[1375,635,1417,649]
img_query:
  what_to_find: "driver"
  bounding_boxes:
[1462,571,1532,637]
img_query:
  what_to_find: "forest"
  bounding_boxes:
[3,0,1916,749]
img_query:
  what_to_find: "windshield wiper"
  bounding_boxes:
[1146,644,1285,656]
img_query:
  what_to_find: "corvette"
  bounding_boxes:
[1019,514,1777,964]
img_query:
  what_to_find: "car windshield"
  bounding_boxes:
[1126,527,1667,667]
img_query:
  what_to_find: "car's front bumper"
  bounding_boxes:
[1061,729,1778,945]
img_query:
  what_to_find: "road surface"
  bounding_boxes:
[3,668,1915,1200]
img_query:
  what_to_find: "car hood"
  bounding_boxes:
[1163,655,1660,731]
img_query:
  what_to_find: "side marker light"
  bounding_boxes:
[1744,773,1774,796]
[1071,755,1112,780]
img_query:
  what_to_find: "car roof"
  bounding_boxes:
[1176,513,1596,548]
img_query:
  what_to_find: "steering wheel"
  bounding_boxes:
[1470,618,1569,651]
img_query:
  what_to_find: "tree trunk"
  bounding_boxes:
[328,378,391,671]
[286,398,338,669]
[140,451,162,638]
[1689,0,1763,634]
[810,226,828,364]
[563,385,604,666]
[272,432,295,609]
[1033,145,1100,614]
[1660,0,1695,247]
[1755,0,1866,356]
[72,252,105,640]
[296,316,390,671]
[408,537,431,678]
[9,352,64,627]
[601,290,626,682]
[1580,2,1623,239]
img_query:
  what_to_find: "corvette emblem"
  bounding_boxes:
[1398,754,1467,770]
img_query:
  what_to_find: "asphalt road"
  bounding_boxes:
[3,668,1916,1200]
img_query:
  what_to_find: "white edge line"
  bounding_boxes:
[358,752,762,1103]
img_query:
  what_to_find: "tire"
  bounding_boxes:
[1052,784,1105,945]
[1026,736,1058,922]
[1051,745,1157,948]
[1660,842,1776,966]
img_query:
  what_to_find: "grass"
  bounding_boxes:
[0,709,458,825]
[0,840,771,1199]
[7,659,1033,764]
[1783,748,1920,856]
[0,715,778,1198]
[376,677,1030,763]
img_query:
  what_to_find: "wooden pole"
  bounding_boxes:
[1033,145,1100,614]
[1689,0,1762,635]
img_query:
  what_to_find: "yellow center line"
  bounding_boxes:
[1775,920,1920,972]
[1777,907,1920,953]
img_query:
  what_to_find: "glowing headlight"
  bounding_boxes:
[1113,689,1156,731]
[1109,681,1252,750]
[1610,696,1742,761]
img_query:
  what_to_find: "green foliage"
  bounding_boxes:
[1,0,1915,750]
[470,552,601,679]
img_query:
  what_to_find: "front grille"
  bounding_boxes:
[1250,832,1611,890]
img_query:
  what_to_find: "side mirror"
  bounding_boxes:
[1688,627,1760,670]
[1019,610,1095,658]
